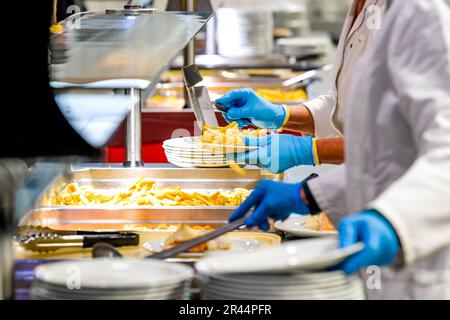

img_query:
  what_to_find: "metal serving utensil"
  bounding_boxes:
[146,217,247,260]
[15,226,139,253]
[90,218,248,260]
[182,64,220,129]
[281,64,332,91]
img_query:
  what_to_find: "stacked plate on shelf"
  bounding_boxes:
[163,137,254,168]
[216,8,274,57]
[31,259,193,300]
[196,237,366,300]
[200,271,365,300]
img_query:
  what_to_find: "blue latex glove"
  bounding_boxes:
[215,88,288,129]
[338,210,400,274]
[228,180,311,231]
[228,134,316,174]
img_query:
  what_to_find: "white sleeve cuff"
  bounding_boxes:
[303,95,341,138]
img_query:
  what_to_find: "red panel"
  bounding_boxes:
[106,111,227,163]
[105,110,301,163]
[106,143,168,163]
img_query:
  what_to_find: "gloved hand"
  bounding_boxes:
[338,210,400,274]
[228,134,316,174]
[228,180,311,231]
[215,88,289,129]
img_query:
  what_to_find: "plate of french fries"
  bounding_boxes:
[163,122,267,169]
[199,122,268,154]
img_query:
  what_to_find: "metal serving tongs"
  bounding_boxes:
[182,64,252,128]
[15,225,139,253]
[183,64,220,129]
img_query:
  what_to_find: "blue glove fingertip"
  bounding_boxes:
[245,217,256,228]
[236,119,251,128]
[222,113,234,124]
[260,220,270,231]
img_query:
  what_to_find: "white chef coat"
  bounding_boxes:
[309,0,450,299]
[303,0,385,138]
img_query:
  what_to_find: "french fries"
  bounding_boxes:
[303,213,337,232]
[256,88,307,102]
[51,178,251,207]
[200,122,267,147]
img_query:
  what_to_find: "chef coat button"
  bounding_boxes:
[350,43,353,48]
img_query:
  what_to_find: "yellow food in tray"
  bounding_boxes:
[256,88,307,103]
[122,224,215,232]
[49,24,63,34]
[52,177,251,207]
[201,122,268,146]
[303,213,337,232]
[163,224,231,253]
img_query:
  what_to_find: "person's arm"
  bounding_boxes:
[306,165,349,225]
[316,138,345,164]
[299,92,341,138]
[282,105,315,135]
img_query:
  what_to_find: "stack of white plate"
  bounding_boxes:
[163,137,253,168]
[196,237,366,300]
[31,259,194,300]
[276,35,332,58]
[201,271,365,300]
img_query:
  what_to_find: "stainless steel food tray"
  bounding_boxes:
[20,164,282,231]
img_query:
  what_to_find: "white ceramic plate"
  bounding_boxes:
[166,155,230,164]
[32,278,187,295]
[163,146,225,156]
[34,259,194,289]
[144,237,262,258]
[164,151,227,160]
[163,137,258,154]
[31,285,186,300]
[202,277,365,300]
[274,216,338,238]
[205,273,351,288]
[167,158,231,168]
[204,278,362,298]
[195,237,364,275]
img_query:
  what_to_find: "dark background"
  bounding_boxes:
[0,0,96,158]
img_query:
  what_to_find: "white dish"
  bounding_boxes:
[167,159,232,168]
[195,237,364,274]
[204,273,352,289]
[32,278,187,295]
[163,146,226,156]
[163,137,258,154]
[144,237,262,257]
[204,279,362,298]
[164,151,227,160]
[166,155,230,164]
[34,259,194,289]
[275,216,338,238]
[202,275,365,300]
[31,286,186,300]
